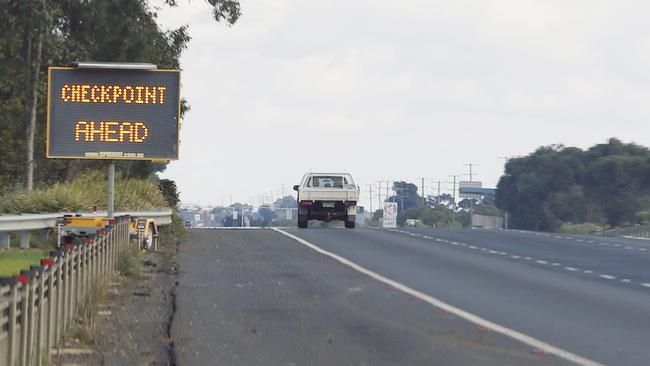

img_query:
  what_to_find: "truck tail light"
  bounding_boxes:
[300,200,313,206]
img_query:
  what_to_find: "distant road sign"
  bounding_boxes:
[383,202,398,228]
[46,67,180,160]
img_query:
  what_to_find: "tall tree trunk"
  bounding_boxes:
[25,0,44,191]
[23,1,33,189]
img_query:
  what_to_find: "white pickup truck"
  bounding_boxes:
[293,173,360,228]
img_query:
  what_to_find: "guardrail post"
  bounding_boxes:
[84,243,89,304]
[7,281,17,366]
[56,255,63,345]
[1,232,10,249]
[107,228,112,275]
[70,250,77,328]
[19,278,29,366]
[76,246,82,307]
[26,274,35,366]
[20,231,30,249]
[108,227,114,276]
[37,270,45,366]
[93,238,98,287]
[101,234,106,276]
[46,261,54,362]
[61,252,68,340]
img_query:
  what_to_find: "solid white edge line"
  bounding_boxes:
[271,228,603,366]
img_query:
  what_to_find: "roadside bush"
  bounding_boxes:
[558,222,603,234]
[117,244,142,277]
[159,212,188,247]
[0,170,168,214]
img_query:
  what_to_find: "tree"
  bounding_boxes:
[496,138,650,230]
[274,195,297,209]
[0,0,241,192]
[158,179,181,208]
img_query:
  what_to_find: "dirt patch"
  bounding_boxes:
[52,240,179,366]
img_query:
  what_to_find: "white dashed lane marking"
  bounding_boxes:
[520,231,649,252]
[396,230,650,289]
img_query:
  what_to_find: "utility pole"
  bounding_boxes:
[418,177,426,204]
[448,175,460,224]
[366,184,373,214]
[377,181,383,213]
[464,163,478,229]
[382,180,392,202]
[465,163,478,182]
[431,180,442,203]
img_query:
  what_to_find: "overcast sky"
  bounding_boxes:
[154,0,650,208]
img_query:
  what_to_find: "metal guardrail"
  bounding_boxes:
[0,216,130,366]
[595,224,650,238]
[0,209,172,248]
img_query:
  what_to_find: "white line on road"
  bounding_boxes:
[642,283,650,288]
[599,275,616,280]
[584,270,594,274]
[510,255,520,259]
[621,279,631,283]
[273,228,604,366]
[565,267,579,272]
[551,263,560,267]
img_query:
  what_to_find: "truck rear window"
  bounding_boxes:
[308,176,347,188]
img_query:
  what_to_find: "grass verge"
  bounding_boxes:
[0,249,49,277]
[117,244,142,277]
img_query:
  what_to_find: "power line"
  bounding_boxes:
[464,163,478,182]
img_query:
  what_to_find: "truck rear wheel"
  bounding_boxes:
[345,220,355,229]
[298,216,308,229]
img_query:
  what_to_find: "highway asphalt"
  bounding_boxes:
[172,229,572,366]
[285,227,650,366]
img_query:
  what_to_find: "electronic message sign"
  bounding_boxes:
[47,67,180,160]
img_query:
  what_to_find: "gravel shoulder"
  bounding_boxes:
[52,241,178,366]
